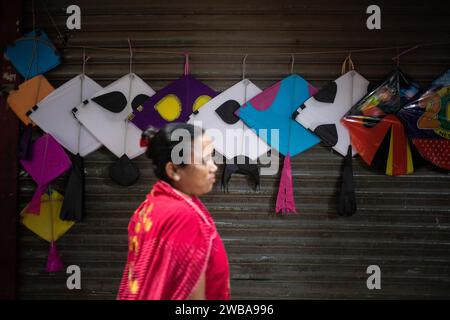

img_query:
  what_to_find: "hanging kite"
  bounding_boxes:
[60,154,85,222]
[237,74,320,213]
[398,69,450,170]
[7,75,55,160]
[73,73,156,186]
[130,54,217,131]
[342,68,422,176]
[7,75,54,126]
[4,29,61,79]
[294,58,370,216]
[188,79,270,189]
[29,74,103,157]
[5,28,58,160]
[21,189,75,272]
[20,134,71,214]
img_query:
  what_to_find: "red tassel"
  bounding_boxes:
[139,136,148,147]
[45,241,64,272]
[276,155,297,214]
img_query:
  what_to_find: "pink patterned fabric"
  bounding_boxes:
[117,180,230,300]
[276,155,297,214]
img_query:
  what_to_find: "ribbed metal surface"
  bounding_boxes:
[18,0,450,299]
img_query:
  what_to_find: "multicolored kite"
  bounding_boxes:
[342,68,422,176]
[73,73,156,186]
[237,74,320,213]
[21,189,75,272]
[4,29,60,79]
[20,134,71,214]
[295,70,370,216]
[130,74,217,131]
[398,69,450,170]
[188,79,270,189]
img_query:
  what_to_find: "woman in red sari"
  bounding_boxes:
[117,123,230,300]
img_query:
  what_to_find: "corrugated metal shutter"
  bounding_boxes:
[18,0,450,299]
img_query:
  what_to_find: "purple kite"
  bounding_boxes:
[20,134,71,214]
[130,56,218,130]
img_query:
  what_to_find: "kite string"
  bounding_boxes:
[392,45,420,64]
[124,39,134,156]
[77,48,90,155]
[240,54,249,157]
[63,39,450,59]
[341,52,355,75]
[184,53,189,75]
[25,0,38,81]
[48,185,55,245]
[290,54,295,74]
[37,134,50,199]
[40,0,65,45]
[242,54,248,81]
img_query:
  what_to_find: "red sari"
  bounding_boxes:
[117,180,230,300]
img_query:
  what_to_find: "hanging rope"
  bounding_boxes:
[123,39,134,156]
[341,52,355,75]
[62,39,450,59]
[128,38,133,74]
[77,48,90,155]
[392,45,421,66]
[40,0,66,45]
[240,54,249,157]
[290,54,295,74]
[184,53,190,75]
[242,54,248,80]
[25,0,38,81]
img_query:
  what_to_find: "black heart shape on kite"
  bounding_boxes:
[109,155,140,186]
[314,124,338,147]
[314,81,337,104]
[92,91,128,113]
[131,94,150,112]
[215,100,241,125]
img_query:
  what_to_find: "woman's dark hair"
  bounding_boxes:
[141,123,204,183]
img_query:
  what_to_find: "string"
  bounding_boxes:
[25,0,37,81]
[38,134,50,193]
[63,39,450,58]
[395,46,400,67]
[128,38,133,74]
[240,54,249,158]
[242,54,248,81]
[392,45,420,63]
[123,40,134,156]
[48,185,55,246]
[341,52,355,75]
[184,53,189,75]
[77,48,89,155]
[40,0,65,45]
[290,54,295,74]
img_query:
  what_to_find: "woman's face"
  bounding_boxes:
[172,134,218,197]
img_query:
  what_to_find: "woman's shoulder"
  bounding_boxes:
[147,195,202,228]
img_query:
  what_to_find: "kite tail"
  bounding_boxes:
[337,146,357,216]
[276,155,297,214]
[46,241,64,272]
[27,183,48,214]
[18,123,33,160]
[60,155,85,222]
[221,158,260,192]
